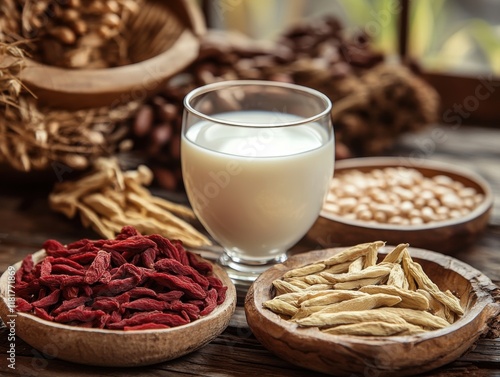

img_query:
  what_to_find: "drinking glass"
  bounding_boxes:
[181,80,334,283]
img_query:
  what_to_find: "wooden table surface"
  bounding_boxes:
[0,124,499,376]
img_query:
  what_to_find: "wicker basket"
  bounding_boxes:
[17,0,205,110]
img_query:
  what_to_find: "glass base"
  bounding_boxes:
[218,252,288,287]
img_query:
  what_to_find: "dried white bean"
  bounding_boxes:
[325,167,485,226]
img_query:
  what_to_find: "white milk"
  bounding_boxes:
[181,111,334,262]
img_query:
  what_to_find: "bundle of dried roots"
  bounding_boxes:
[49,157,211,247]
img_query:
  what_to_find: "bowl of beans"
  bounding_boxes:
[307,157,493,254]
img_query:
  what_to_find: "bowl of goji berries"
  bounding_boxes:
[0,226,236,367]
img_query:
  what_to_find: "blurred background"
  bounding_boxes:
[204,0,500,76]
[203,0,500,125]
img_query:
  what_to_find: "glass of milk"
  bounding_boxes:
[181,80,334,283]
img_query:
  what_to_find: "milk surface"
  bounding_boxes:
[182,111,334,261]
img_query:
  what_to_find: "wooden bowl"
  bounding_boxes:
[307,157,493,254]
[0,249,236,367]
[17,0,205,110]
[245,247,500,377]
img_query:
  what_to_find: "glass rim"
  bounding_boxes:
[183,80,332,127]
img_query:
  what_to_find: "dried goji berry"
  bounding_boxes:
[187,252,213,275]
[60,275,85,287]
[32,289,61,309]
[15,297,32,312]
[127,287,158,299]
[124,323,170,331]
[172,240,190,266]
[84,250,111,284]
[48,257,85,271]
[67,251,98,264]
[92,297,121,312]
[156,290,184,302]
[147,234,179,260]
[34,307,54,321]
[109,249,127,266]
[52,296,90,316]
[149,272,206,299]
[154,258,209,289]
[43,240,67,257]
[122,298,167,311]
[200,288,218,316]
[140,248,156,269]
[40,258,52,277]
[103,236,157,254]
[51,264,85,276]
[55,307,106,323]
[93,277,137,296]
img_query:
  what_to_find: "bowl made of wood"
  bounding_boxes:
[17,0,205,110]
[0,249,236,367]
[245,247,500,377]
[307,157,493,254]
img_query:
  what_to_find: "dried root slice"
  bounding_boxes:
[296,309,408,328]
[377,307,450,330]
[404,255,464,316]
[334,277,387,290]
[348,257,364,273]
[273,279,304,295]
[359,285,430,311]
[272,292,312,307]
[321,321,425,336]
[263,298,298,317]
[283,263,326,279]
[324,241,385,266]
[322,261,352,274]
[299,293,401,318]
[387,263,409,289]
[298,290,368,308]
[320,264,392,283]
[288,274,330,285]
[382,243,410,264]
[292,291,369,319]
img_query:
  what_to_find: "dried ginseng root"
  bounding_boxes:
[49,157,211,248]
[263,241,463,337]
[14,226,227,330]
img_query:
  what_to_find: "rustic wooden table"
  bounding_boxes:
[0,124,499,376]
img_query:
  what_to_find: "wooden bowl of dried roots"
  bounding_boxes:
[245,242,500,377]
[14,0,205,109]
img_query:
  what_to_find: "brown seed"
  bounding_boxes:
[71,19,88,36]
[50,26,76,45]
[102,13,121,28]
[134,105,154,137]
[151,124,173,147]
[158,103,178,122]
